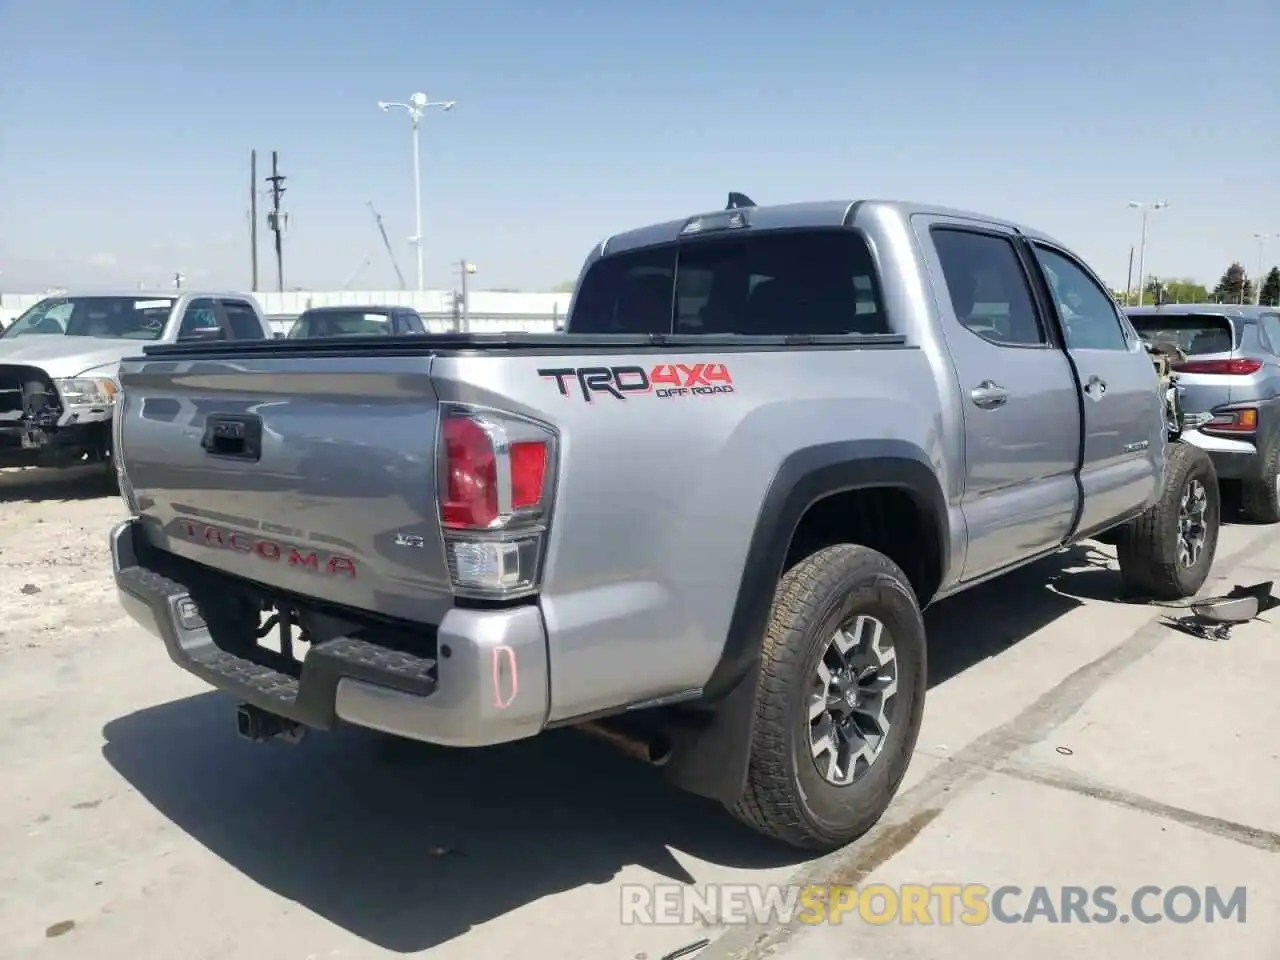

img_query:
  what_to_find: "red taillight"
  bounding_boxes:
[441,415,499,529]
[509,440,548,509]
[438,411,553,530]
[1174,358,1263,375]
[437,405,556,599]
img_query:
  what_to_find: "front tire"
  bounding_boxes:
[1117,443,1220,600]
[728,544,926,851]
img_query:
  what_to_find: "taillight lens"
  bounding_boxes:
[1174,358,1263,375]
[441,415,499,529]
[1202,407,1258,435]
[437,404,556,599]
[509,441,548,510]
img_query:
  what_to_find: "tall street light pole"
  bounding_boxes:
[1253,233,1271,305]
[1128,200,1169,307]
[377,92,456,292]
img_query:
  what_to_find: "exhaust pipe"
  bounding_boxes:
[235,703,306,744]
[575,719,673,767]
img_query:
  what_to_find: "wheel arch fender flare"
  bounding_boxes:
[664,438,948,804]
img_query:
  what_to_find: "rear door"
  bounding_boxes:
[1026,242,1164,536]
[916,218,1082,580]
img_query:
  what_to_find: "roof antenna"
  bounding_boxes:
[726,192,756,210]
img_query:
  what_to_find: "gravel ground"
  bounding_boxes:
[0,467,129,659]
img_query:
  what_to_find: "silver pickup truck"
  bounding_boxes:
[110,197,1220,850]
[0,292,273,472]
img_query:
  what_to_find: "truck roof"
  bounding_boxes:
[300,304,408,314]
[1126,303,1276,318]
[598,198,1065,257]
[37,289,257,301]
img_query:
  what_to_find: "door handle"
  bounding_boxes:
[969,380,1008,409]
[1084,376,1107,401]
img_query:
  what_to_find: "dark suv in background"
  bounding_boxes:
[1127,303,1280,522]
[286,305,427,338]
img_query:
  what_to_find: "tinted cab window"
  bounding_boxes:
[930,228,1045,346]
[177,299,222,341]
[219,299,266,339]
[398,311,427,333]
[289,310,395,338]
[1032,246,1131,351]
[569,229,888,336]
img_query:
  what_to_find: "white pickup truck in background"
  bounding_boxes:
[0,291,273,473]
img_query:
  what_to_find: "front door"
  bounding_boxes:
[1026,242,1164,537]
[915,217,1083,580]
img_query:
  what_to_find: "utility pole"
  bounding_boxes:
[1125,246,1135,305]
[173,272,184,289]
[456,259,476,332]
[266,151,288,292]
[460,258,470,332]
[250,150,259,291]
[1128,200,1169,307]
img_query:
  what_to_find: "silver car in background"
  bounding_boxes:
[1127,303,1280,522]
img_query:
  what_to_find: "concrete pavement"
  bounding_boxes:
[0,475,1276,960]
[700,522,1280,960]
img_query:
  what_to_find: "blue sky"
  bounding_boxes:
[1,0,1277,294]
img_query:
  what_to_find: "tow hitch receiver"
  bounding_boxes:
[235,703,306,744]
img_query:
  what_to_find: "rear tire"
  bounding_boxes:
[728,544,926,851]
[1240,442,1280,524]
[1117,443,1220,600]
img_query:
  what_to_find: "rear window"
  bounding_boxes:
[569,229,888,336]
[1128,314,1236,355]
[219,299,266,339]
[289,310,394,338]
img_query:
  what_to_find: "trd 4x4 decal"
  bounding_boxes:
[538,363,734,402]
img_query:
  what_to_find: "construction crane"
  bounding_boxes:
[367,202,407,290]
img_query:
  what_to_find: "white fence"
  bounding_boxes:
[0,289,569,335]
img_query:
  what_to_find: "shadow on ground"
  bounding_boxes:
[925,542,1124,685]
[101,540,1174,953]
[0,465,114,503]
[102,703,797,953]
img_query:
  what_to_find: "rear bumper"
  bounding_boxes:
[110,518,551,747]
[1178,428,1260,481]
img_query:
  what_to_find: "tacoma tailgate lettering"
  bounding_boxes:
[177,521,357,578]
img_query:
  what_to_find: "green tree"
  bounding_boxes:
[552,281,575,293]
[1260,267,1280,308]
[1142,277,1209,305]
[1212,262,1255,305]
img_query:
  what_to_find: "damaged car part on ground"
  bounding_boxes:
[111,195,1223,851]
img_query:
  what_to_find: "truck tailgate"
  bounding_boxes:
[116,353,454,624]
